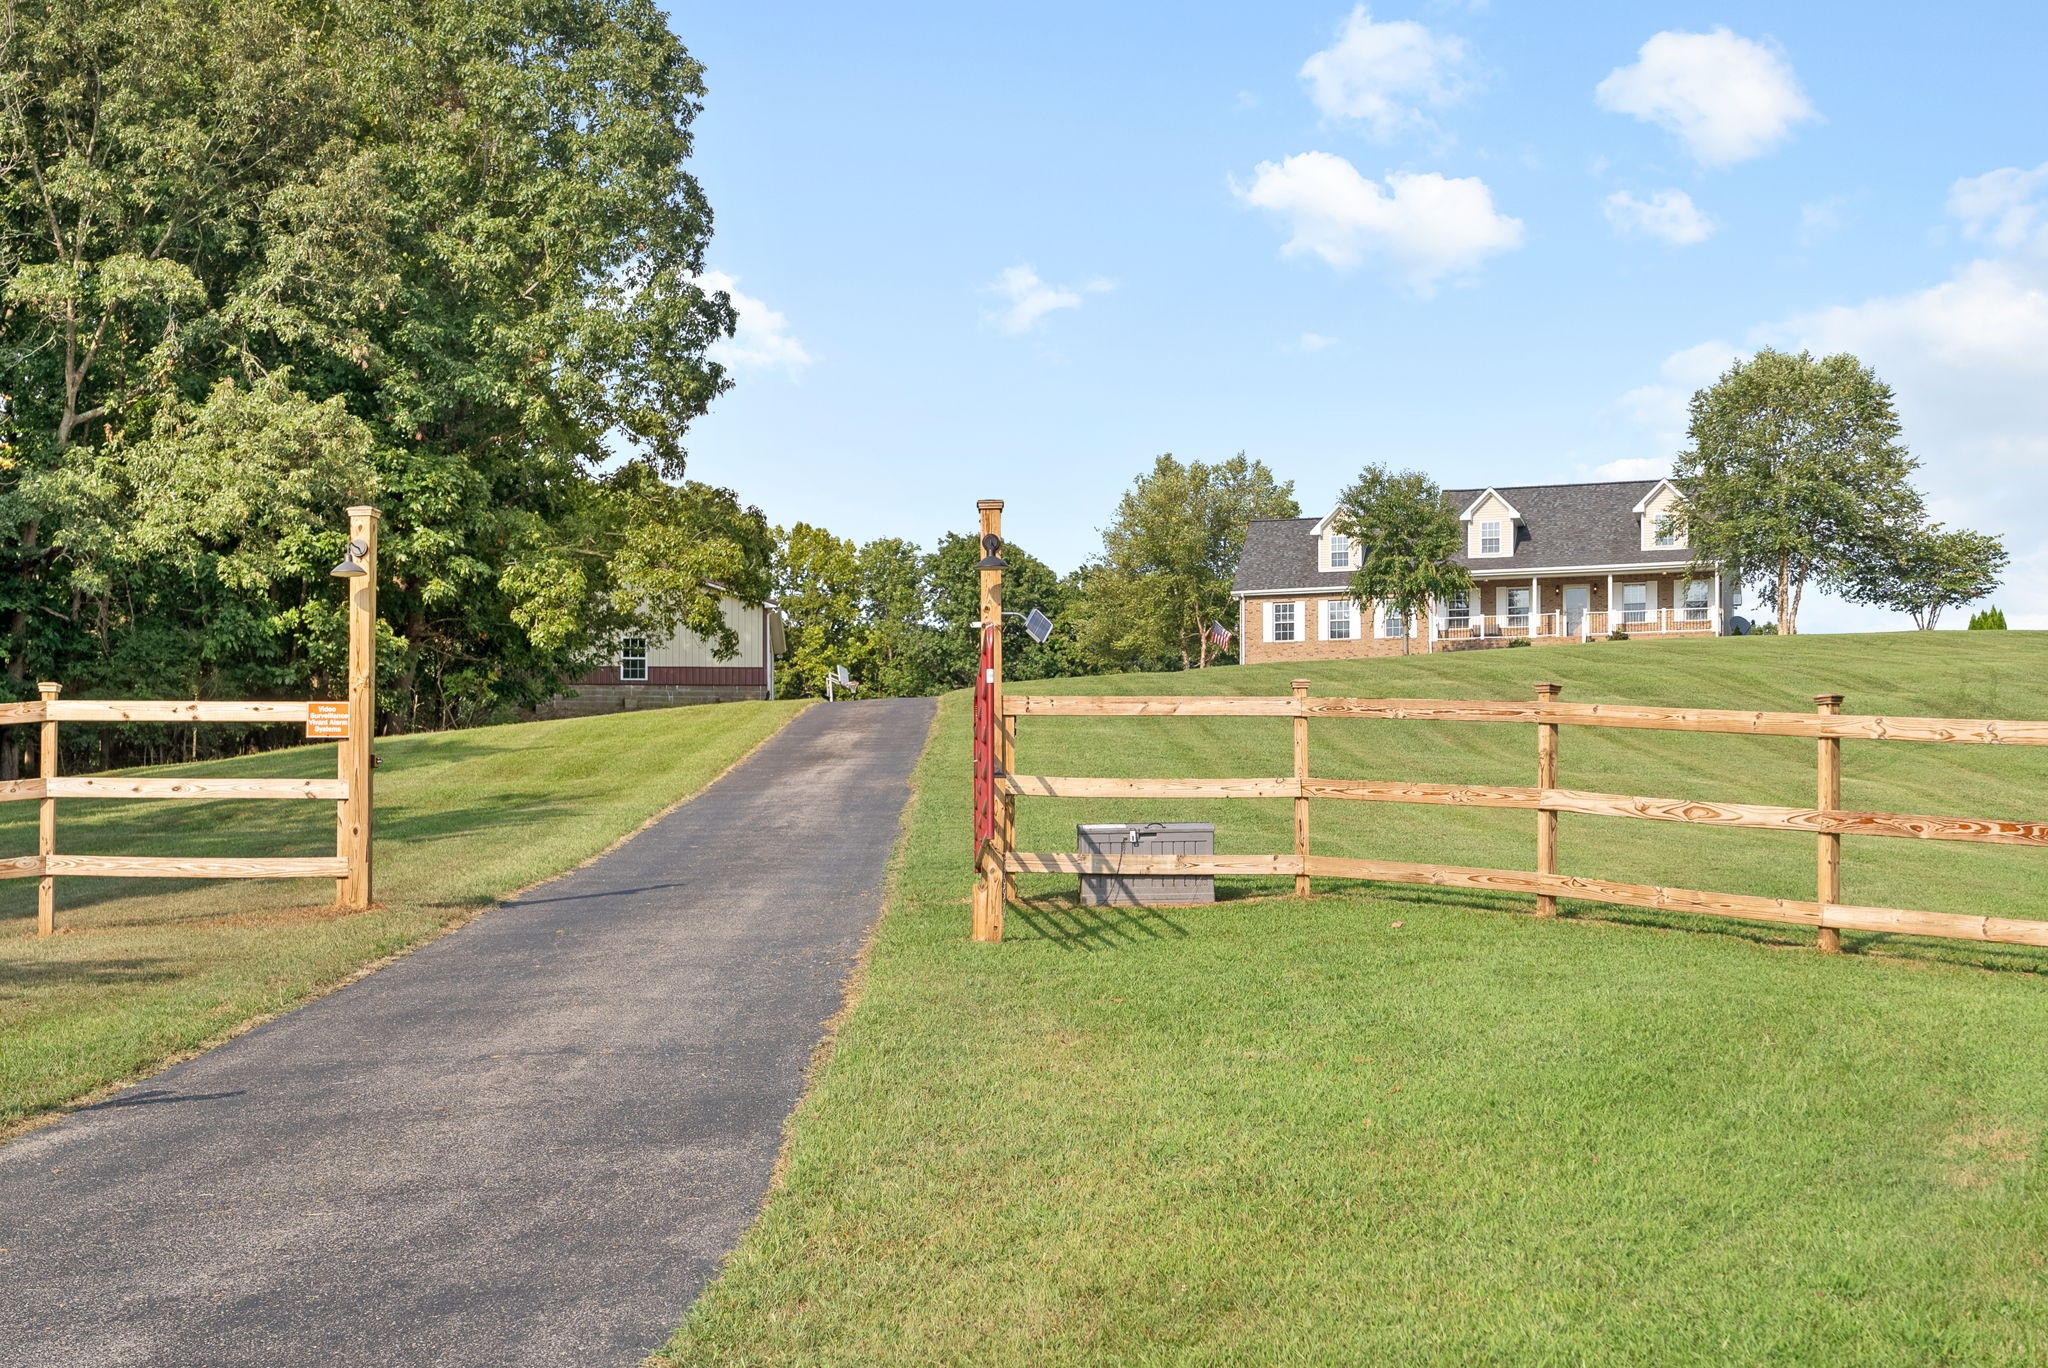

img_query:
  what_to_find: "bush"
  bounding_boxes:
[1968,607,2008,630]
[1508,637,1532,648]
[1606,629,1630,641]
[1753,621,1779,635]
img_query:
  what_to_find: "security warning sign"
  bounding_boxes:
[306,702,350,739]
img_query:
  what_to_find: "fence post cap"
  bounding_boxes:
[36,681,61,698]
[1290,678,1310,691]
[1813,693,1845,707]
[346,505,382,520]
[1534,681,1563,698]
[976,499,1004,511]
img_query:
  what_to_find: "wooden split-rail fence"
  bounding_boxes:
[967,501,2048,952]
[2,507,381,936]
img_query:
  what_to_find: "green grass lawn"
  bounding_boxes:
[663,633,2048,1365]
[0,699,806,1134]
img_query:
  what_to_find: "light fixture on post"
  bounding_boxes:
[974,533,1007,571]
[330,539,370,578]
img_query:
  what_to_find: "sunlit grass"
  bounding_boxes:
[0,700,807,1133]
[664,634,2048,1365]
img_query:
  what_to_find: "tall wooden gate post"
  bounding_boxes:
[336,506,380,910]
[1534,682,1562,917]
[1292,679,1310,896]
[972,499,1006,942]
[37,681,59,936]
[1815,693,1844,954]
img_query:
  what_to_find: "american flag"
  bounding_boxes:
[1207,620,1233,649]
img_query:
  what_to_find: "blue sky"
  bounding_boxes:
[666,2,2048,629]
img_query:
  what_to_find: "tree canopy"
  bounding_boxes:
[1,0,761,769]
[1331,464,1471,655]
[1073,454,1298,671]
[1840,521,2007,630]
[1670,349,1922,635]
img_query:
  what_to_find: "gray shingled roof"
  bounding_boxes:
[1232,479,1698,595]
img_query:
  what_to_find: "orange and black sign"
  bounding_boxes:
[306,702,350,739]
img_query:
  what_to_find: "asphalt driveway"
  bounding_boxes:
[0,696,935,1368]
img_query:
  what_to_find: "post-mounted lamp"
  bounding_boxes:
[330,539,371,579]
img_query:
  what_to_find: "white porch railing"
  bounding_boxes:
[1431,607,1719,642]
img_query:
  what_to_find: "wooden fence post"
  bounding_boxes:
[37,681,59,937]
[972,499,1006,942]
[337,506,380,910]
[1292,679,1310,896]
[1815,693,1843,954]
[1534,682,1561,917]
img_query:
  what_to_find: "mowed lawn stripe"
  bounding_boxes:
[664,634,2048,1365]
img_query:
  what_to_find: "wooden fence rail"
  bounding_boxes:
[977,682,2048,953]
[2,507,380,937]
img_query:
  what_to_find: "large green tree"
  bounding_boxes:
[2,0,750,770]
[1331,464,1472,655]
[771,522,861,699]
[1671,349,1923,635]
[1074,453,1298,671]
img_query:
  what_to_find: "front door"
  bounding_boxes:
[1562,585,1590,637]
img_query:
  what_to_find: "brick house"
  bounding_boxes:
[1231,478,1740,664]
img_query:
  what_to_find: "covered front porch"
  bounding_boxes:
[1428,570,1723,648]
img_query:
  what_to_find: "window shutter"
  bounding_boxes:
[1646,581,1660,611]
[1318,599,1330,637]
[1264,601,1276,639]
[1296,602,1307,639]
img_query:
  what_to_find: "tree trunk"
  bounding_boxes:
[1776,556,1795,635]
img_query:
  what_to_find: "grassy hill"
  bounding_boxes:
[664,634,2048,1365]
[0,699,807,1134]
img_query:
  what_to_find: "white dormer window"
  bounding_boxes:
[1327,533,1350,569]
[1479,520,1502,555]
[1653,520,1678,548]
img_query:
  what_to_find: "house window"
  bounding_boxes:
[1621,584,1649,624]
[1684,579,1711,622]
[1505,588,1531,629]
[1324,599,1354,641]
[1328,533,1350,569]
[1382,608,1406,639]
[1445,592,1470,629]
[1479,520,1503,555]
[1269,601,1298,643]
[1653,521,1679,548]
[620,637,649,682]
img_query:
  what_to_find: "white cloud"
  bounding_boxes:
[695,271,811,374]
[1300,5,1473,140]
[984,265,1113,335]
[1603,188,1716,245]
[1595,28,1815,166]
[1592,457,1671,480]
[1797,197,1847,246]
[1617,179,2048,627]
[1235,151,1523,293]
[1299,332,1341,352]
[1947,161,2048,249]
[1614,339,1740,451]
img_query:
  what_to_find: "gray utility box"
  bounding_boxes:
[1077,823,1216,906]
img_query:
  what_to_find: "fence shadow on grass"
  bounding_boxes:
[0,956,182,993]
[1010,896,1190,951]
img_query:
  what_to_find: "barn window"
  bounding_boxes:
[620,637,649,682]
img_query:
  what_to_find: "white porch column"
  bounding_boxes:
[1605,573,1614,633]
